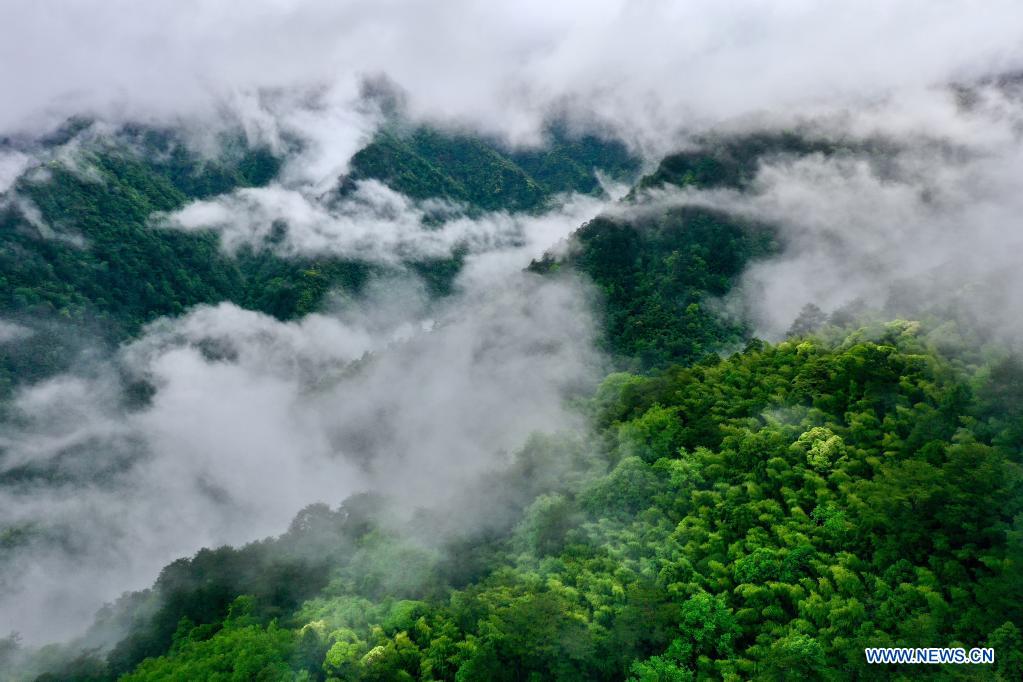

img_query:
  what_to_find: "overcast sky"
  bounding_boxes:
[3,1,1023,149]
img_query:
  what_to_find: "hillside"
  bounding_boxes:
[0,124,640,399]
[6,3,1023,681]
[530,207,776,370]
[1,124,637,337]
[2,127,1019,680]
[346,125,639,212]
[19,321,1022,681]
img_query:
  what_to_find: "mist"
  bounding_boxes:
[164,179,613,264]
[4,1,1023,154]
[0,263,601,644]
[0,55,619,643]
[605,83,1023,341]
[4,0,1023,662]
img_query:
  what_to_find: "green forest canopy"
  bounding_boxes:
[22,322,1023,681]
[3,127,1021,680]
[0,123,638,399]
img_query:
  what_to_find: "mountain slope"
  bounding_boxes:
[27,322,1022,681]
[347,125,639,211]
[530,207,776,369]
[0,125,638,398]
[9,131,1023,682]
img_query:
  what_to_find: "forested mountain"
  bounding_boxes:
[0,124,638,399]
[7,1,1023,679]
[1,123,637,335]
[19,323,1023,681]
[631,133,837,194]
[3,126,1022,682]
[346,125,639,211]
[530,207,776,370]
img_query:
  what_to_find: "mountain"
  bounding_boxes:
[4,128,1023,682]
[346,125,639,211]
[23,322,1023,681]
[531,207,776,369]
[632,132,837,194]
[0,123,639,399]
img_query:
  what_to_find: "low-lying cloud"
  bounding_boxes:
[5,0,1023,657]
[4,1,1023,154]
[0,265,600,644]
[164,178,611,266]
[615,85,1023,340]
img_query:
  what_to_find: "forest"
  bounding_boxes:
[7,4,1023,681]
[0,123,636,400]
[1,113,1020,682]
[46,324,1023,681]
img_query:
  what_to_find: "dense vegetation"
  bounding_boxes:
[346,125,639,212]
[5,129,1022,680]
[20,322,1022,680]
[524,132,859,370]
[530,208,776,370]
[0,132,371,399]
[4,120,638,338]
[632,132,836,194]
[0,124,638,399]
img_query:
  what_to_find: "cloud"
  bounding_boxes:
[615,85,1023,339]
[0,152,31,194]
[3,1,1023,153]
[163,178,611,266]
[6,0,1023,654]
[0,320,33,344]
[0,266,600,644]
[1,53,617,640]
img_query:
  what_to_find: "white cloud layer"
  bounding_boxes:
[3,1,1023,152]
[617,85,1023,339]
[0,269,600,644]
[164,178,611,265]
